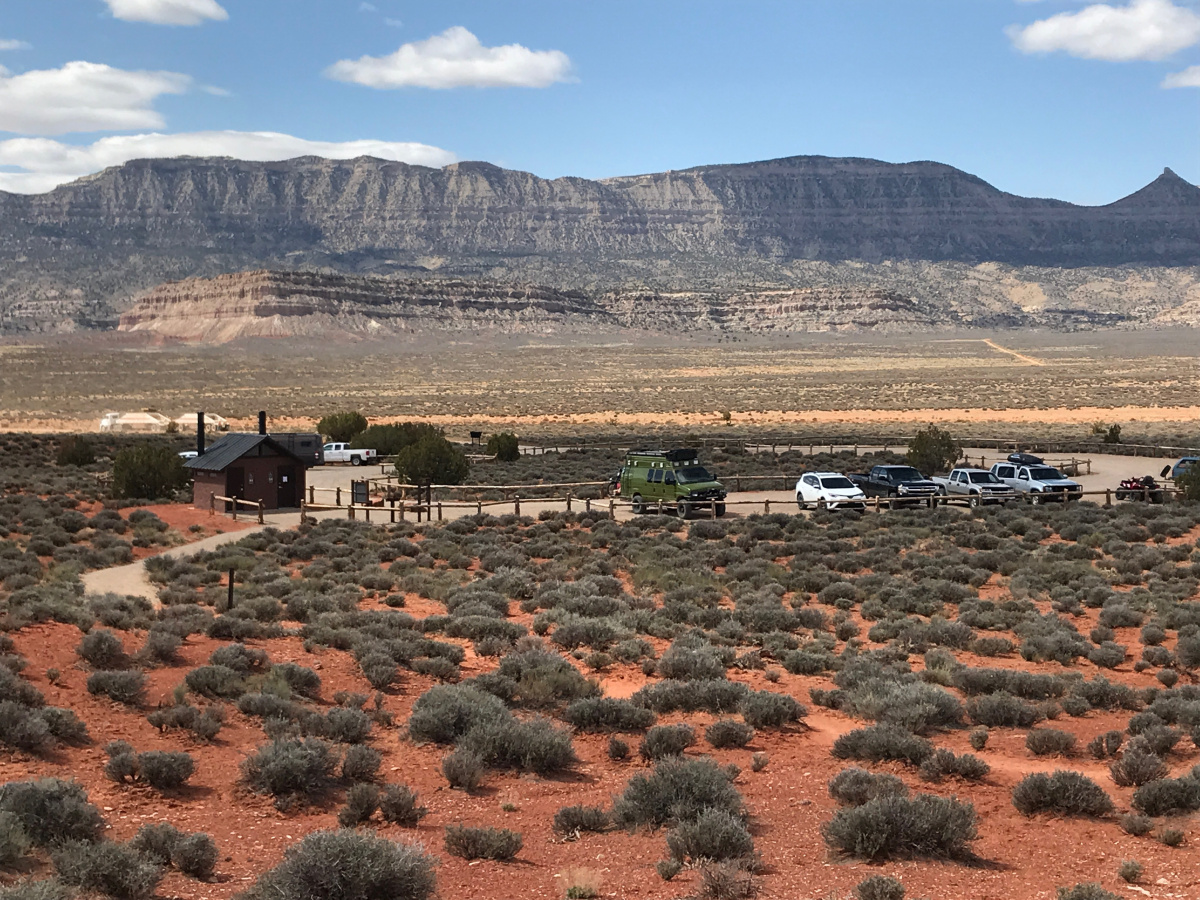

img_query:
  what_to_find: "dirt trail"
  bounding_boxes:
[80,524,276,603]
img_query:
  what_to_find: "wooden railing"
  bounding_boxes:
[210,494,264,523]
[294,484,1187,525]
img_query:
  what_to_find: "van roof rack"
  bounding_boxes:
[627,449,698,463]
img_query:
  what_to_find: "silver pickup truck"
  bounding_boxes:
[931,468,1019,507]
[989,462,1082,503]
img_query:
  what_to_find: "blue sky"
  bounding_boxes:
[0,0,1196,203]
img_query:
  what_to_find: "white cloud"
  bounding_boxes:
[325,25,572,89]
[103,0,228,26]
[385,18,403,28]
[0,39,31,51]
[0,61,191,135]
[1162,63,1200,86]
[0,131,457,193]
[1008,0,1200,61]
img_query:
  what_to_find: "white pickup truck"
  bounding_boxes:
[989,462,1082,503]
[322,443,377,466]
[931,468,1019,507]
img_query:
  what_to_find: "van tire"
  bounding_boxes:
[631,494,644,515]
[676,500,690,519]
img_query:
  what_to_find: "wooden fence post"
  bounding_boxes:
[514,496,521,516]
[231,500,237,521]
[257,502,264,525]
[300,500,308,525]
[477,500,483,516]
[585,497,592,513]
[308,485,315,503]
[209,493,215,516]
[336,486,341,506]
[1105,488,1112,507]
[609,498,615,517]
[874,496,880,513]
[764,499,771,515]
[437,502,443,521]
[399,501,406,522]
[566,491,572,512]
[348,505,354,520]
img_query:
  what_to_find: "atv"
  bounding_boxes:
[1116,476,1165,504]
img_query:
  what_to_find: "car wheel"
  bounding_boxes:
[350,455,362,466]
[968,494,979,508]
[631,494,644,515]
[1029,493,1040,506]
[796,496,808,510]
[676,500,690,519]
[926,497,936,509]
[715,503,726,517]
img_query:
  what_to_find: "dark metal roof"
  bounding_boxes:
[184,433,302,472]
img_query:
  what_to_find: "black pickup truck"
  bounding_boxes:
[847,465,940,506]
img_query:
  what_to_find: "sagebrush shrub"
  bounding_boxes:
[239,829,435,900]
[563,698,655,732]
[552,805,609,839]
[443,825,522,861]
[241,739,338,802]
[77,631,125,669]
[706,720,755,749]
[1110,745,1168,787]
[918,749,989,783]
[128,824,182,864]
[0,779,105,846]
[1119,814,1153,836]
[51,840,162,900]
[612,757,743,830]
[171,833,218,879]
[341,744,382,782]
[665,808,754,864]
[1025,729,1076,757]
[324,708,372,744]
[1055,885,1119,900]
[966,692,1042,728]
[337,784,379,828]
[379,784,427,826]
[407,685,510,744]
[1087,731,1123,759]
[0,811,29,867]
[822,794,977,860]
[1012,771,1113,817]
[1131,776,1200,816]
[832,725,933,766]
[86,671,146,706]
[639,724,695,761]
[829,768,909,806]
[458,717,577,774]
[855,875,906,900]
[135,752,194,790]
[740,691,805,729]
[441,748,484,791]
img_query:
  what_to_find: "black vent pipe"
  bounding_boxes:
[197,411,205,456]
[258,411,267,435]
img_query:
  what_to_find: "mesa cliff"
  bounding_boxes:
[3,154,1199,333]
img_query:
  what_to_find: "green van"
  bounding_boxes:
[618,449,727,518]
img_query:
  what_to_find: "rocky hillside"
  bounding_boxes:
[116,268,1200,342]
[2,154,1198,333]
[117,271,608,341]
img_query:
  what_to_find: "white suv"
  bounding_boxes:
[796,472,867,510]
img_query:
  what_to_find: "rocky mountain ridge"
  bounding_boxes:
[2,154,1198,333]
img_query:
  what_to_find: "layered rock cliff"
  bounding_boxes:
[118,271,611,341]
[2,154,1198,333]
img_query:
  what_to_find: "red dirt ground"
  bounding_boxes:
[2,608,1198,900]
[3,515,1200,900]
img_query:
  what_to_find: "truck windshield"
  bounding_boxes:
[886,467,924,482]
[676,466,716,484]
[1028,467,1064,480]
[820,476,856,489]
[968,472,1001,484]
